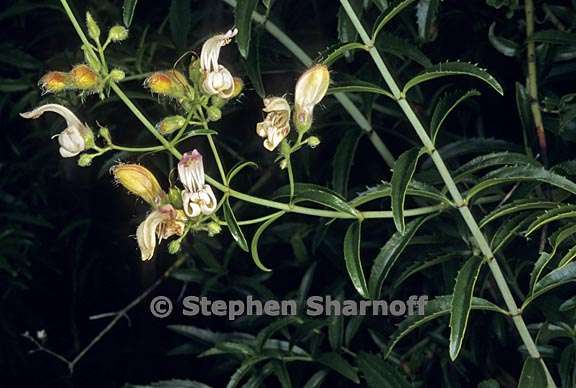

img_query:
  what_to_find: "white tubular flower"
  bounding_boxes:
[294,64,330,133]
[20,104,93,158]
[200,28,238,98]
[136,204,185,261]
[256,97,291,151]
[178,150,217,218]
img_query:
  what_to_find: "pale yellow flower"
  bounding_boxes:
[136,204,185,261]
[112,164,166,206]
[200,28,238,98]
[256,97,291,151]
[294,64,330,132]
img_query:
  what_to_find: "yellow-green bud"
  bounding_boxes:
[307,136,321,148]
[210,95,226,109]
[168,240,181,254]
[144,70,188,98]
[207,222,222,237]
[86,12,101,42]
[112,164,166,205]
[280,140,291,156]
[110,69,125,82]
[98,126,112,144]
[157,115,187,135]
[108,25,129,42]
[279,159,288,170]
[206,106,222,122]
[70,64,100,90]
[78,153,94,167]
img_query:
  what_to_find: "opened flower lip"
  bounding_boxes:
[178,150,217,217]
[199,28,238,98]
[256,97,291,151]
[20,104,92,158]
[136,204,185,261]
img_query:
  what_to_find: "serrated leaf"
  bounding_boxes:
[332,128,362,197]
[403,62,504,96]
[491,212,540,254]
[449,256,484,361]
[227,356,268,388]
[169,0,191,49]
[517,358,548,388]
[327,81,395,100]
[372,0,417,39]
[274,184,359,216]
[467,166,576,200]
[430,89,481,142]
[369,215,434,298]
[391,147,422,233]
[357,352,412,388]
[376,32,432,67]
[385,296,505,358]
[343,222,369,297]
[223,200,249,252]
[453,151,537,183]
[250,212,284,272]
[524,205,576,237]
[316,352,359,383]
[243,30,265,97]
[350,181,449,207]
[479,199,558,228]
[558,245,576,267]
[235,0,258,58]
[123,0,138,27]
[524,262,576,308]
[320,42,368,66]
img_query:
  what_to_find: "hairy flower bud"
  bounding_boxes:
[256,97,291,151]
[206,106,222,122]
[110,69,125,82]
[144,70,188,98]
[39,71,71,94]
[86,12,101,42]
[70,64,100,90]
[77,153,94,167]
[108,25,128,42]
[112,164,166,205]
[307,136,321,148]
[156,115,187,135]
[294,64,330,133]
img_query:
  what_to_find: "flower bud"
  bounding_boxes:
[294,64,330,133]
[279,159,288,170]
[307,136,321,148]
[207,222,222,237]
[86,12,101,42]
[110,69,125,82]
[112,164,166,205]
[78,153,94,167]
[38,71,71,94]
[108,25,129,42]
[156,115,187,135]
[168,240,181,254]
[98,126,112,144]
[206,106,222,122]
[144,70,188,98]
[70,64,100,90]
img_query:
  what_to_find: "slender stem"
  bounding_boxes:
[525,0,548,165]
[110,144,166,152]
[339,1,555,385]
[286,156,295,201]
[207,134,227,185]
[221,0,395,168]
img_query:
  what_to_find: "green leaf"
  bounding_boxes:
[271,360,292,388]
[391,147,422,233]
[337,0,363,61]
[316,352,359,384]
[524,205,576,237]
[332,128,362,197]
[558,245,576,267]
[376,32,432,67]
[350,181,449,207]
[223,200,249,252]
[302,370,328,388]
[320,42,368,66]
[491,213,540,254]
[533,30,576,45]
[559,344,576,388]
[524,262,576,308]
[467,166,576,200]
[369,215,433,298]
[250,212,285,272]
[479,199,558,228]
[122,0,138,27]
[227,356,269,388]
[169,0,191,49]
[415,0,440,42]
[255,317,301,351]
[449,256,484,361]
[517,358,548,388]
[430,90,481,142]
[372,0,417,40]
[274,184,359,216]
[244,30,265,97]
[392,253,458,289]
[227,161,259,183]
[343,222,369,298]
[385,296,505,358]
[357,352,412,388]
[327,81,395,100]
[453,151,537,183]
[529,252,554,293]
[235,0,258,58]
[403,62,504,96]
[488,23,518,57]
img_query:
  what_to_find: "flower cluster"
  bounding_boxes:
[39,64,101,95]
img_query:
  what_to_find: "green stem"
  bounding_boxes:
[339,1,555,384]
[286,156,295,201]
[221,0,395,168]
[207,134,227,185]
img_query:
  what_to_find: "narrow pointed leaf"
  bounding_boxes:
[517,358,547,388]
[332,128,362,197]
[234,0,258,58]
[524,262,576,308]
[357,352,412,388]
[479,199,558,228]
[449,256,484,361]
[274,184,359,216]
[327,81,395,100]
[316,352,359,383]
[223,200,249,252]
[403,62,503,96]
[122,0,138,27]
[250,212,285,272]
[372,0,417,39]
[320,42,368,66]
[430,89,481,142]
[391,147,422,233]
[343,222,369,297]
